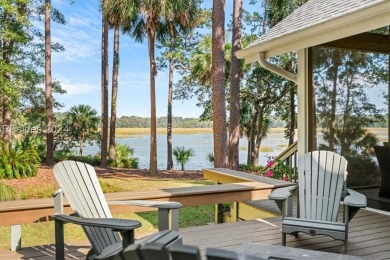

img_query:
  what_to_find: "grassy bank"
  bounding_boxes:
[116,127,213,136]
[115,127,288,136]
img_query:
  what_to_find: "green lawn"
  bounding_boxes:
[0,177,215,250]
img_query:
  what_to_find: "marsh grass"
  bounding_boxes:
[115,127,289,136]
[115,128,213,136]
[260,146,273,152]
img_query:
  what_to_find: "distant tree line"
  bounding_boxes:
[115,116,213,128]
[114,114,388,129]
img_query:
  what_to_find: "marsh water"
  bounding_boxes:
[82,128,388,170]
[82,130,290,170]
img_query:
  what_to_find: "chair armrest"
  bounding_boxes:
[53,213,141,232]
[268,185,298,201]
[52,189,62,197]
[344,189,367,208]
[53,189,63,214]
[53,213,142,253]
[107,200,181,231]
[108,200,182,209]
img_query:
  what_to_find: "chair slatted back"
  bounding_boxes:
[53,161,121,255]
[298,151,347,221]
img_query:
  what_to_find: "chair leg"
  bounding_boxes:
[282,233,286,246]
[54,219,64,260]
[344,232,348,254]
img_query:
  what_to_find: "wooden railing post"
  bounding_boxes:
[10,225,21,251]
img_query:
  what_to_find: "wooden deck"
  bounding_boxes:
[1,207,389,259]
[180,208,390,260]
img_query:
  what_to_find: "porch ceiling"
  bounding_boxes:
[236,0,390,63]
[319,32,390,54]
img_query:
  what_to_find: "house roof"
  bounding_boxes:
[236,0,390,63]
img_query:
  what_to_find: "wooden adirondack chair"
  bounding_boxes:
[115,230,181,260]
[268,151,366,253]
[52,160,182,260]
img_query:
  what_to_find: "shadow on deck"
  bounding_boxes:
[1,188,388,259]
[1,207,389,259]
[0,242,90,259]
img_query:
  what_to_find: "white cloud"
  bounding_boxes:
[56,75,99,95]
[51,4,101,62]
[62,82,98,95]
[119,71,150,90]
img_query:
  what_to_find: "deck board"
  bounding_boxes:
[1,208,389,259]
[179,209,390,259]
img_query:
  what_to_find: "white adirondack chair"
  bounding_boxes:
[268,151,366,253]
[53,160,182,260]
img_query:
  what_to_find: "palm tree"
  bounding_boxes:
[45,0,54,165]
[138,1,167,175]
[173,146,194,170]
[163,0,199,170]
[100,12,109,166]
[102,0,124,162]
[211,0,228,168]
[65,105,100,156]
[109,0,194,174]
[228,0,243,169]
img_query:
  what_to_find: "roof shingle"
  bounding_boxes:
[248,0,387,48]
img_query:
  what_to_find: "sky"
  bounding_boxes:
[49,0,244,118]
[48,1,389,120]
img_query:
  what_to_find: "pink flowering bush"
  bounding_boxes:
[263,156,296,182]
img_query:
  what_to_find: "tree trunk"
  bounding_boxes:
[100,18,109,166]
[341,68,352,156]
[228,0,242,170]
[2,99,11,147]
[253,106,264,166]
[109,25,120,161]
[148,28,158,174]
[288,87,295,145]
[262,0,268,35]
[2,10,11,147]
[45,0,54,165]
[211,0,228,168]
[167,55,174,170]
[167,22,174,170]
[80,130,84,156]
[247,109,258,165]
[329,51,340,150]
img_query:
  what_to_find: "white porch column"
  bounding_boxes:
[297,48,310,157]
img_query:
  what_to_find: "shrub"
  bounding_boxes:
[64,155,101,166]
[18,134,46,162]
[173,146,194,171]
[0,141,40,179]
[206,152,214,165]
[263,157,296,182]
[346,155,380,187]
[108,144,139,169]
[0,183,18,201]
